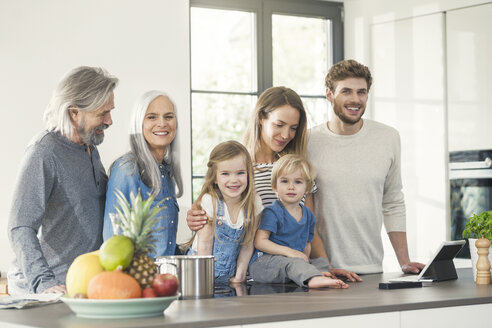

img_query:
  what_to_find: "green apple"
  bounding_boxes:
[99,235,134,271]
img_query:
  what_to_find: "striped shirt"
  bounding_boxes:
[254,163,277,207]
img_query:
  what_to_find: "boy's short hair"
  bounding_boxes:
[271,154,316,192]
[325,59,373,92]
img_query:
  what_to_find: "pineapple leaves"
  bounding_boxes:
[111,189,170,254]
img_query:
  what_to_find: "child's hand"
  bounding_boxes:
[287,249,309,262]
[229,278,247,296]
[229,277,246,284]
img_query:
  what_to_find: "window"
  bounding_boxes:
[190,0,343,199]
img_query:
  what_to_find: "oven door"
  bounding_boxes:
[449,160,492,258]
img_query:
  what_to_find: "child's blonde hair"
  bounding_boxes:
[271,154,316,192]
[195,140,259,245]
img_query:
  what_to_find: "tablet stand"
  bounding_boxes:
[422,260,458,282]
[421,242,465,282]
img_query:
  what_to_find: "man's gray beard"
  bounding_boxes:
[78,123,107,146]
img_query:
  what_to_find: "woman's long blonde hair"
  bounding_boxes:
[195,140,259,245]
[243,86,308,162]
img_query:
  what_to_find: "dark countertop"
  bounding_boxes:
[1,268,492,328]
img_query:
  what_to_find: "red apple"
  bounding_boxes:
[142,287,157,298]
[152,273,179,297]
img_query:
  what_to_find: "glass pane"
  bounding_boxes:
[192,93,256,178]
[192,177,205,202]
[191,7,256,92]
[272,14,331,96]
[302,97,330,128]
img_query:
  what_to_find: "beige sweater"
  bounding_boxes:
[308,119,406,274]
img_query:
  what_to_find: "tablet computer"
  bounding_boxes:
[389,240,466,282]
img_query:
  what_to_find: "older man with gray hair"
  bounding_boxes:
[8,66,118,294]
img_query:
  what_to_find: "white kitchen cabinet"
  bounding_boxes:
[242,303,492,328]
[371,13,448,269]
[243,312,399,328]
[447,3,492,151]
[401,303,492,328]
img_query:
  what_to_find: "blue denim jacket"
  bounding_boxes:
[103,157,179,258]
[188,198,244,284]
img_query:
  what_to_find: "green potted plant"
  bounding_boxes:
[462,210,492,283]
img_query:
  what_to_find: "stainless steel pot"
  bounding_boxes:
[155,255,215,299]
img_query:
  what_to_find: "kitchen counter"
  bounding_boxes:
[1,268,492,328]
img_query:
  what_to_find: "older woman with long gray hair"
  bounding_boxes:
[103,90,183,257]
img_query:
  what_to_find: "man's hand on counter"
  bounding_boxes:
[401,262,425,274]
[330,268,363,282]
[42,284,67,294]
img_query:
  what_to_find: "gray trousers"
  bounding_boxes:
[249,255,331,287]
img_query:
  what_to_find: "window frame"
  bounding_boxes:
[189,0,344,200]
[190,0,343,94]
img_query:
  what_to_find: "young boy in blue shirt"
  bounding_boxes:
[249,154,349,289]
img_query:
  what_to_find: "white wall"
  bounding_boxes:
[343,0,491,271]
[0,0,192,273]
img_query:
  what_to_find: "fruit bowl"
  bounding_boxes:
[61,294,179,319]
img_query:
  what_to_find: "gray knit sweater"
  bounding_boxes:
[8,131,107,294]
[308,120,406,274]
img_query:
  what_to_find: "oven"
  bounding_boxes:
[449,150,492,258]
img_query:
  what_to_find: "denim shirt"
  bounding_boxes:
[103,157,179,258]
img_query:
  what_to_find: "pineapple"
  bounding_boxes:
[112,189,166,289]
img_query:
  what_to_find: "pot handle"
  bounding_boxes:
[159,262,178,276]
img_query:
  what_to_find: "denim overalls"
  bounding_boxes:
[214,199,245,284]
[188,198,245,285]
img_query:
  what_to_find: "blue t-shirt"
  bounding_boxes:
[103,156,179,258]
[251,200,315,263]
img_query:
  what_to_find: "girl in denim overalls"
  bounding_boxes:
[187,141,262,284]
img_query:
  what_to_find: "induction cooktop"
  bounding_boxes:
[214,281,308,298]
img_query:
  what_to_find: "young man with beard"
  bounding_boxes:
[7,66,118,294]
[308,60,424,275]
